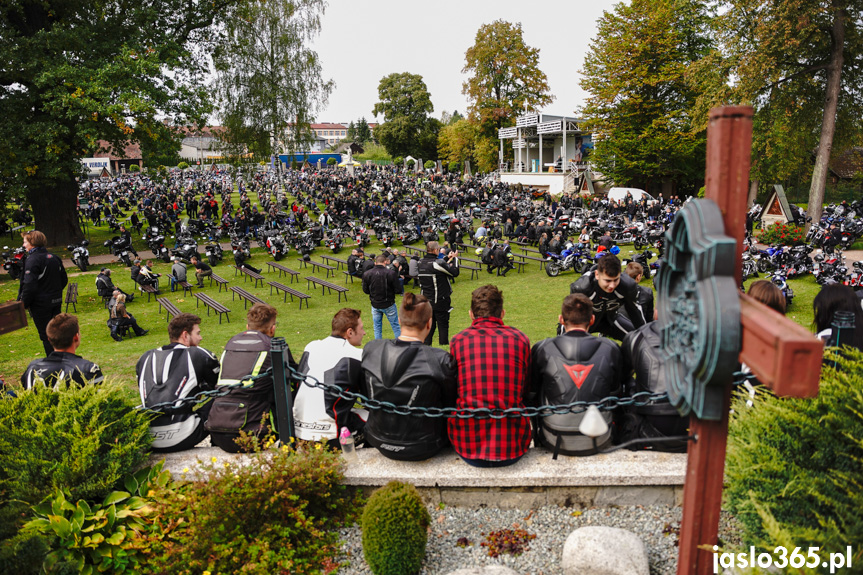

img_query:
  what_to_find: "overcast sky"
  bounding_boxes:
[311,0,621,125]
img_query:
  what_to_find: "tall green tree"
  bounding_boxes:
[356,117,372,143]
[701,0,863,221]
[580,0,713,194]
[462,20,554,171]
[372,72,438,159]
[213,0,333,161]
[0,0,241,244]
[438,118,478,166]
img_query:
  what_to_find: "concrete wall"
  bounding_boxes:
[500,173,566,195]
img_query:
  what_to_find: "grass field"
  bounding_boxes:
[0,188,825,388]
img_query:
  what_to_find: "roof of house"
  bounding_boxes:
[829,147,863,179]
[311,123,346,130]
[93,141,142,160]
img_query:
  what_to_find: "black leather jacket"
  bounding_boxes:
[570,271,646,329]
[362,264,399,309]
[21,351,103,390]
[329,339,457,461]
[531,331,622,456]
[20,247,67,308]
[417,254,459,306]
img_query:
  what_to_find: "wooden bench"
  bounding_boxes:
[156,297,182,321]
[140,284,158,302]
[298,259,336,278]
[305,276,349,302]
[320,254,348,270]
[268,281,311,309]
[234,265,265,288]
[229,286,266,310]
[9,224,24,239]
[343,270,360,284]
[266,261,300,283]
[64,283,78,313]
[194,293,231,323]
[209,273,230,293]
[460,264,481,280]
[177,280,194,297]
[521,254,548,270]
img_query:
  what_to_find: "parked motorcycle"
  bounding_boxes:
[769,271,794,309]
[2,246,26,279]
[67,240,90,272]
[545,242,589,277]
[231,234,252,266]
[204,241,224,267]
[171,234,199,263]
[103,236,133,267]
[266,233,288,261]
[145,228,171,263]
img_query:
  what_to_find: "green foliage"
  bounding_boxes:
[424,160,435,170]
[0,383,152,540]
[128,164,140,173]
[16,463,171,575]
[327,157,337,165]
[448,161,462,173]
[406,159,415,168]
[372,73,439,159]
[138,444,356,575]
[756,222,805,246]
[361,481,430,575]
[177,161,189,170]
[353,142,391,162]
[0,530,54,575]
[725,350,863,562]
[437,118,478,167]
[212,0,333,158]
[393,156,404,167]
[462,20,554,172]
[356,117,373,143]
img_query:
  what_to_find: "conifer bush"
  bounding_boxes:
[725,349,863,562]
[361,481,430,575]
[0,383,152,540]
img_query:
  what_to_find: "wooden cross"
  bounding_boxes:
[675,106,824,574]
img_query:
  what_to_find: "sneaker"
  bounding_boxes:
[112,334,123,342]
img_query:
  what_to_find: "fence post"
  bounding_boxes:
[270,337,295,443]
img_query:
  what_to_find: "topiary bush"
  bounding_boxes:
[128,164,140,173]
[361,481,430,575]
[424,160,435,170]
[725,349,863,562]
[0,383,152,540]
[393,156,403,167]
[448,161,462,173]
[406,159,415,169]
[327,157,337,166]
[176,161,189,170]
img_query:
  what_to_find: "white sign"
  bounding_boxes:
[516,113,539,127]
[537,121,562,134]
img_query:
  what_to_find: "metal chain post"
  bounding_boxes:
[270,337,295,442]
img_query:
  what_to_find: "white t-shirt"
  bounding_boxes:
[293,336,364,441]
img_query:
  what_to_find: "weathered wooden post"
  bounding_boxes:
[661,106,824,575]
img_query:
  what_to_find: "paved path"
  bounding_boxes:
[60,242,233,269]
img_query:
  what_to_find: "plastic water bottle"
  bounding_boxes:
[339,427,359,464]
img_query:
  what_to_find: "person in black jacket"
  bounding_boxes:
[621,262,655,324]
[619,320,690,452]
[417,241,459,345]
[531,294,623,457]
[570,254,645,340]
[19,230,68,356]
[21,314,103,389]
[347,249,365,277]
[329,293,457,460]
[363,254,401,339]
[95,268,133,302]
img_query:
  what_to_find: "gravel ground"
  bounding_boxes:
[336,504,742,575]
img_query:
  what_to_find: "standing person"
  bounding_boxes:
[21,314,103,389]
[531,294,622,457]
[448,285,531,467]
[190,256,212,288]
[570,254,645,340]
[136,313,221,452]
[19,230,68,356]
[417,241,459,346]
[207,303,299,453]
[295,308,366,446]
[362,254,401,339]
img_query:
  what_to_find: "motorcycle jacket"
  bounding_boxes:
[331,339,457,461]
[531,331,622,457]
[619,322,689,452]
[570,271,646,330]
[21,351,104,390]
[136,343,220,451]
[362,264,399,309]
[20,247,67,308]
[417,254,459,306]
[95,272,116,298]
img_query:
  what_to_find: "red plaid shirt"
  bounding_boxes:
[448,316,532,461]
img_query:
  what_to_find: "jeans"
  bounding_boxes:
[372,303,401,339]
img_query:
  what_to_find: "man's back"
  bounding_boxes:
[22,352,104,390]
[448,316,531,461]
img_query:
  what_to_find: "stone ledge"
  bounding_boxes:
[151,446,686,504]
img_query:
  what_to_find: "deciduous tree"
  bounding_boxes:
[0,0,242,244]
[373,73,438,159]
[462,20,554,171]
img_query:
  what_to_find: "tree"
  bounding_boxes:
[579,0,713,194]
[462,20,554,171]
[137,122,182,169]
[356,117,372,143]
[213,0,334,161]
[702,0,863,222]
[0,0,242,244]
[372,72,437,159]
[438,118,478,166]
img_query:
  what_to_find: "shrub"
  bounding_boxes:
[393,156,403,167]
[725,349,863,561]
[757,221,805,246]
[138,444,356,574]
[128,164,140,173]
[448,161,462,173]
[176,161,189,170]
[327,157,337,166]
[361,481,430,575]
[424,160,435,170]
[0,383,152,540]
[406,159,415,168]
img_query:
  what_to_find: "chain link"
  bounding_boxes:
[136,364,760,417]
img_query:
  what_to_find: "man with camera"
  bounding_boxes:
[417,241,459,346]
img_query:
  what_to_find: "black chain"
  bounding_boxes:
[136,365,760,417]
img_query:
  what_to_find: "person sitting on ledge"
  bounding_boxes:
[21,314,104,390]
[531,294,623,457]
